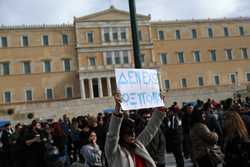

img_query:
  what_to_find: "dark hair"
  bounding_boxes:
[119,118,136,149]
[120,118,135,135]
[31,120,38,128]
[51,122,65,137]
[191,107,206,126]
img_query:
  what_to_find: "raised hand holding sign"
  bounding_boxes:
[115,68,164,110]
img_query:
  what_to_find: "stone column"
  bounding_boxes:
[107,77,112,96]
[80,79,86,99]
[89,78,94,99]
[98,78,103,98]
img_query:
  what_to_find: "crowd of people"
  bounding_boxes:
[0,94,250,167]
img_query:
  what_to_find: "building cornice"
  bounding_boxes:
[0,24,74,30]
[151,17,250,26]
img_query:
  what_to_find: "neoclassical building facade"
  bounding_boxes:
[0,6,250,106]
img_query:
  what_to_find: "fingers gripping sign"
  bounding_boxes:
[113,90,124,117]
[115,69,165,110]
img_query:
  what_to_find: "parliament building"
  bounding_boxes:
[0,6,250,120]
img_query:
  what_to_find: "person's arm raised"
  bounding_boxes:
[105,91,124,158]
[137,94,167,147]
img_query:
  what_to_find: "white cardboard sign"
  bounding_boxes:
[115,68,164,110]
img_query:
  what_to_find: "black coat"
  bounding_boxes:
[224,136,250,167]
[163,113,183,152]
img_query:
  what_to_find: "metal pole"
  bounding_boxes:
[128,0,142,69]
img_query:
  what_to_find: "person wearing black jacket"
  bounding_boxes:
[182,105,193,159]
[203,102,223,146]
[23,120,47,167]
[0,123,13,167]
[163,108,184,167]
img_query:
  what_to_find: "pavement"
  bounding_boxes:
[165,154,223,167]
[165,154,193,167]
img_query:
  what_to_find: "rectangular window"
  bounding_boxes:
[25,90,32,101]
[208,28,213,38]
[1,37,8,47]
[193,51,201,63]
[122,50,129,64]
[224,27,229,37]
[2,62,10,75]
[43,60,51,73]
[225,49,233,60]
[63,59,71,72]
[177,52,184,64]
[192,29,197,39]
[22,36,28,47]
[87,32,94,44]
[210,50,217,62]
[181,78,187,88]
[138,30,142,41]
[23,61,31,74]
[197,76,204,86]
[106,51,113,65]
[246,73,250,82]
[213,75,220,85]
[43,35,49,46]
[158,30,165,40]
[160,53,167,64]
[241,48,248,59]
[114,51,121,64]
[88,57,96,66]
[65,87,73,98]
[104,28,110,42]
[120,27,127,41]
[229,73,236,84]
[141,54,145,63]
[164,80,170,89]
[46,88,54,100]
[62,34,68,45]
[112,28,118,41]
[176,30,181,40]
[239,26,245,36]
[4,91,11,103]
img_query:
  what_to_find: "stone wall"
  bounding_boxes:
[0,84,247,124]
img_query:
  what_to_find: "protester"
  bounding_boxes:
[203,102,223,146]
[105,91,166,167]
[182,105,193,159]
[190,108,218,167]
[23,120,47,167]
[136,109,166,167]
[2,95,250,167]
[163,107,184,167]
[0,123,13,167]
[223,111,250,167]
[80,131,103,167]
[51,122,68,166]
[95,113,107,152]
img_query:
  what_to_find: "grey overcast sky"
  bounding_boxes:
[0,0,249,25]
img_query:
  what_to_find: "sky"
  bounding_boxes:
[0,0,249,25]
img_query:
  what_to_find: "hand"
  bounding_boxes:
[113,90,123,116]
[114,90,121,105]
